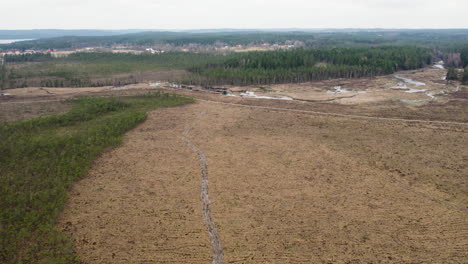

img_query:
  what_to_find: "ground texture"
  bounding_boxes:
[57,99,467,263]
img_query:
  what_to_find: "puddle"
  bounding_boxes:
[237,91,293,100]
[394,75,426,86]
[0,93,12,96]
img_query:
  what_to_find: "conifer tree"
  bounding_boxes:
[446,67,459,81]
[462,67,468,85]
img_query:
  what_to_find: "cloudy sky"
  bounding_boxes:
[2,0,467,29]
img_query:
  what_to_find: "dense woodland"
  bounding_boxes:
[184,47,433,85]
[2,29,468,51]
[462,47,468,68]
[1,30,468,89]
[4,53,52,63]
[463,67,468,84]
[2,46,467,89]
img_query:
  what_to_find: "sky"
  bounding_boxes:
[2,0,467,30]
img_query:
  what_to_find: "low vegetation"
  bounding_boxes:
[446,67,459,80]
[463,67,468,85]
[1,52,224,89]
[0,93,193,263]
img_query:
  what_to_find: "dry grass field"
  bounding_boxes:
[1,67,467,263]
[55,100,467,263]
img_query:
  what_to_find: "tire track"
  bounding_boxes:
[182,111,224,264]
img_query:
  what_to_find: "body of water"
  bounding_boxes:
[0,39,34,44]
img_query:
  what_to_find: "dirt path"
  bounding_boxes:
[58,100,467,263]
[182,111,224,264]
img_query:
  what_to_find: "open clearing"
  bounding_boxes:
[2,67,467,263]
[57,103,466,263]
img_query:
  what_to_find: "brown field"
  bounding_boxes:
[2,67,467,263]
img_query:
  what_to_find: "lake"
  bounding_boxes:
[0,39,34,44]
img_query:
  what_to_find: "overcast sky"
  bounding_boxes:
[2,0,467,30]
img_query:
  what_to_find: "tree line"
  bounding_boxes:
[4,53,52,63]
[2,30,468,51]
[183,46,433,86]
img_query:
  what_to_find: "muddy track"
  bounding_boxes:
[182,111,224,264]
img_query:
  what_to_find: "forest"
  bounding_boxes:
[183,46,433,85]
[1,30,468,89]
[4,53,52,63]
[0,52,224,89]
[2,29,468,51]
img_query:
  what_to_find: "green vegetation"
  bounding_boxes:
[2,30,466,88]
[4,53,52,63]
[461,48,468,68]
[463,67,468,85]
[2,52,224,88]
[2,46,434,88]
[185,46,432,85]
[0,64,7,90]
[0,93,193,263]
[2,29,468,50]
[446,67,459,81]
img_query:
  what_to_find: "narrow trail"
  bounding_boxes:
[182,111,224,264]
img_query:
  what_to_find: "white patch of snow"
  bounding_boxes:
[327,86,352,94]
[400,99,425,103]
[169,83,181,88]
[391,82,409,89]
[394,75,426,86]
[432,60,445,69]
[406,88,427,93]
[326,86,366,94]
[426,93,435,99]
[239,91,293,100]
[150,82,165,86]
